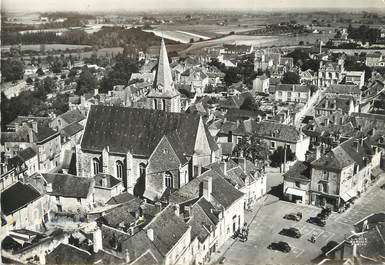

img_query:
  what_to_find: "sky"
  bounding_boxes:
[2,0,385,13]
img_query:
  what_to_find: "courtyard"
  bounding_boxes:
[214,173,385,265]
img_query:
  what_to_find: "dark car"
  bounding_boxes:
[268,241,291,253]
[279,227,302,238]
[283,212,302,221]
[381,183,385,190]
[321,207,332,217]
[307,217,326,227]
[321,241,339,254]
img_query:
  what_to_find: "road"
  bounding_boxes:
[214,173,385,265]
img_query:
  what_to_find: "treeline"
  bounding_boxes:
[3,27,176,50]
[348,24,381,44]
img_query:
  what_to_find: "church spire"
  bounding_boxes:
[154,38,173,91]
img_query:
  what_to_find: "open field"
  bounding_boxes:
[1,44,92,52]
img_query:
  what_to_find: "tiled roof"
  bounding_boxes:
[17,147,37,161]
[130,250,160,265]
[81,105,217,156]
[187,198,216,243]
[253,121,301,143]
[276,84,311,93]
[315,96,353,113]
[35,125,59,143]
[146,205,189,256]
[1,182,41,216]
[98,198,143,227]
[42,173,93,198]
[283,161,312,182]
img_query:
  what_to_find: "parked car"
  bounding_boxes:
[268,241,291,252]
[381,183,385,190]
[283,212,302,221]
[279,227,302,238]
[321,240,339,254]
[307,217,326,227]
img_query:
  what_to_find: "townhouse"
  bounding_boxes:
[274,84,312,103]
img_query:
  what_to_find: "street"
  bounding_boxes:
[215,173,385,265]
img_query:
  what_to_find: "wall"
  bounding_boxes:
[94,183,124,204]
[37,135,61,173]
[221,196,244,246]
[165,226,191,265]
[283,178,310,204]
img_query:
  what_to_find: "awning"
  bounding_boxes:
[340,190,357,202]
[285,187,306,197]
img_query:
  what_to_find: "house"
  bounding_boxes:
[50,108,86,132]
[283,161,312,204]
[314,96,358,116]
[180,68,209,94]
[274,84,312,103]
[299,69,317,85]
[318,61,345,87]
[169,169,245,247]
[365,52,383,67]
[41,173,95,213]
[309,137,376,211]
[345,71,365,89]
[252,75,270,94]
[253,121,310,161]
[324,84,361,102]
[2,121,61,173]
[77,105,219,195]
[1,181,47,231]
[221,44,253,55]
[94,173,125,204]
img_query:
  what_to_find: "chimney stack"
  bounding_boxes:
[315,145,321,160]
[147,229,154,241]
[203,177,212,202]
[93,228,102,253]
[31,121,38,132]
[125,249,130,263]
[46,183,53,193]
[174,204,180,217]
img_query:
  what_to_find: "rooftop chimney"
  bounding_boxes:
[46,183,53,193]
[31,121,38,132]
[125,249,130,263]
[203,177,212,202]
[174,204,180,217]
[147,229,154,241]
[93,228,102,253]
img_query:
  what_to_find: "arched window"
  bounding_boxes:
[153,99,157,110]
[116,160,124,179]
[93,158,100,175]
[162,99,166,111]
[139,163,146,178]
[164,171,173,189]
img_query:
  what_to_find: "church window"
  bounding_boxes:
[162,99,166,111]
[153,99,157,110]
[93,158,100,175]
[116,160,124,179]
[165,171,173,188]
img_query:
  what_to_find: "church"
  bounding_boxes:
[146,38,181,113]
[76,40,220,198]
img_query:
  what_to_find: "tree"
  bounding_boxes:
[232,135,270,163]
[50,59,63,74]
[281,72,300,84]
[51,94,69,114]
[76,67,97,95]
[240,97,260,112]
[301,59,320,72]
[269,146,295,167]
[1,59,24,82]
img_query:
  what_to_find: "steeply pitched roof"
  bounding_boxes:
[62,122,84,137]
[42,173,93,198]
[81,105,217,156]
[326,84,361,95]
[17,147,37,161]
[46,243,92,265]
[169,169,244,209]
[187,198,216,243]
[253,121,301,143]
[94,174,121,189]
[107,192,136,205]
[154,39,174,91]
[283,161,312,182]
[1,182,41,215]
[146,205,189,256]
[59,109,85,124]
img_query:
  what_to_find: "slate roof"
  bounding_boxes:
[101,226,163,263]
[35,125,59,143]
[81,105,217,156]
[325,84,361,95]
[46,243,92,265]
[187,198,216,243]
[94,174,121,189]
[169,169,244,209]
[42,173,93,198]
[62,122,84,137]
[146,205,189,256]
[283,161,312,182]
[106,192,136,205]
[98,198,143,227]
[1,182,41,216]
[17,147,37,161]
[253,121,301,143]
[315,96,353,113]
[59,109,85,124]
